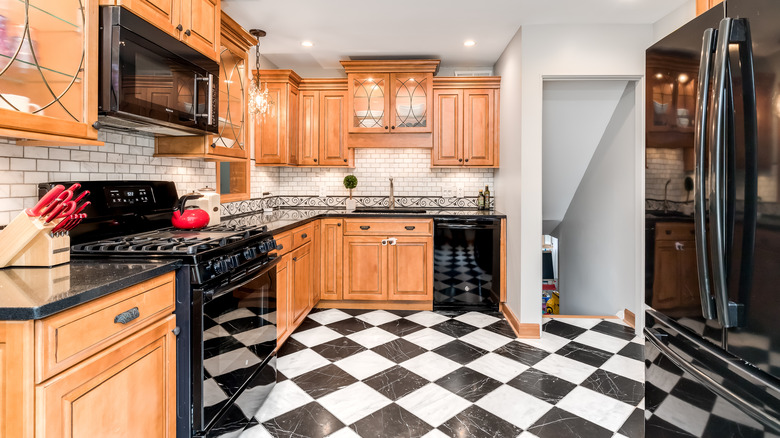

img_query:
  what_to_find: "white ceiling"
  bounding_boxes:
[221,0,689,77]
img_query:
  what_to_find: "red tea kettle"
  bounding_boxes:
[172,194,210,229]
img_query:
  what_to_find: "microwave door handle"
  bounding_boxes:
[207,73,214,126]
[192,74,199,119]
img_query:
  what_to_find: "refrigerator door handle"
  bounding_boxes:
[708,17,735,328]
[645,327,780,432]
[694,27,718,320]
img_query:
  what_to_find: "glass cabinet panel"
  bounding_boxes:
[214,45,245,151]
[0,0,86,121]
[351,74,387,130]
[393,74,429,131]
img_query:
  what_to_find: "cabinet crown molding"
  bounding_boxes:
[298,78,348,91]
[256,69,303,86]
[220,12,256,50]
[433,77,501,89]
[340,59,440,74]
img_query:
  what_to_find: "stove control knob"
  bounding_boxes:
[243,248,254,260]
[212,259,225,275]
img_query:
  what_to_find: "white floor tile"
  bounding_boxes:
[532,353,598,384]
[517,432,540,438]
[454,311,500,328]
[399,351,462,381]
[556,386,635,432]
[600,355,644,383]
[466,352,529,383]
[277,348,330,378]
[545,317,601,330]
[239,425,273,438]
[572,330,631,353]
[402,327,455,350]
[459,328,513,351]
[356,310,402,326]
[346,326,399,349]
[214,307,256,323]
[325,427,362,438]
[308,309,353,325]
[475,384,553,430]
[516,332,571,353]
[290,326,343,347]
[254,380,313,422]
[397,383,471,427]
[404,311,451,327]
[421,429,450,438]
[204,347,262,377]
[334,350,395,380]
[317,382,392,425]
[712,396,764,430]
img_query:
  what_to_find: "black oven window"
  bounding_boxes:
[200,269,276,425]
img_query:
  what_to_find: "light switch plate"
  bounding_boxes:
[456,184,464,198]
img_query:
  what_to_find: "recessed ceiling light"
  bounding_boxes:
[464,40,476,47]
[301,41,314,47]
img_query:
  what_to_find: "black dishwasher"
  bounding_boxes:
[433,218,501,311]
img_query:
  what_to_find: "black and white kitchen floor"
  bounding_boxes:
[239,309,645,438]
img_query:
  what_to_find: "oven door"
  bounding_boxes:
[193,258,278,434]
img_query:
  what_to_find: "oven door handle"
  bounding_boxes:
[200,257,280,303]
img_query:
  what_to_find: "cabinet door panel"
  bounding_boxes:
[118,0,178,36]
[390,73,433,133]
[432,89,462,166]
[348,74,389,133]
[36,316,176,438]
[256,83,288,164]
[678,241,701,308]
[319,91,349,166]
[652,241,681,310]
[463,89,494,166]
[287,86,300,165]
[299,90,319,165]
[276,255,290,342]
[343,237,386,300]
[181,0,219,60]
[291,242,312,326]
[320,219,343,300]
[388,237,432,301]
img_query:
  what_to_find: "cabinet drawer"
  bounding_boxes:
[655,222,696,241]
[292,223,314,248]
[35,272,175,383]
[274,232,292,256]
[344,219,433,236]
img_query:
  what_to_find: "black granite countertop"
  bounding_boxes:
[0,259,181,320]
[221,208,506,235]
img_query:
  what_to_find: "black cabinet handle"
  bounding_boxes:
[459,159,463,162]
[465,159,469,163]
[384,126,389,130]
[293,257,297,261]
[184,29,191,36]
[405,226,415,230]
[343,158,348,163]
[172,327,181,336]
[176,24,183,31]
[360,225,370,230]
[391,125,395,129]
[314,158,318,162]
[114,307,140,325]
[301,233,308,239]
[337,223,342,227]
[276,243,284,251]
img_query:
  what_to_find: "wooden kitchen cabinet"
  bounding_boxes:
[274,222,318,345]
[387,236,433,301]
[696,0,722,15]
[109,0,220,60]
[0,0,101,146]
[276,253,291,343]
[652,222,700,310]
[432,78,500,168]
[256,70,302,165]
[343,236,387,300]
[298,80,355,167]
[320,219,344,300]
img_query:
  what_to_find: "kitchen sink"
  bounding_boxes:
[353,207,428,214]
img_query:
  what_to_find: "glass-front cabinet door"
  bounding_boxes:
[0,0,99,144]
[349,73,389,133]
[211,41,247,159]
[391,73,432,133]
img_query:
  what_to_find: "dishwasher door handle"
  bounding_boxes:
[437,224,498,230]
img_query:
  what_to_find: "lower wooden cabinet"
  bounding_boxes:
[387,236,433,301]
[274,223,319,346]
[276,253,291,342]
[320,219,344,300]
[343,236,387,300]
[652,223,700,310]
[290,241,314,327]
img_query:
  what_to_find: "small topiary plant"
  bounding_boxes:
[343,175,358,199]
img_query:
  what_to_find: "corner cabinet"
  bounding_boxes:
[255,70,301,165]
[110,0,220,60]
[432,77,500,168]
[298,79,354,167]
[0,0,101,146]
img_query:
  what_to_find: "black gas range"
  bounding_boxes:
[41,181,278,438]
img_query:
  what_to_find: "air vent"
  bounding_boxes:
[453,70,493,77]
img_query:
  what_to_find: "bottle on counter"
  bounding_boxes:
[484,185,490,210]
[478,190,485,210]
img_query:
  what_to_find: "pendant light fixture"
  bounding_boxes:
[248,29,271,116]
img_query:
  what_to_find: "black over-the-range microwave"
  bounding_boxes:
[98,6,219,136]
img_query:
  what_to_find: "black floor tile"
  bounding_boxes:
[434,367,502,402]
[377,319,425,337]
[645,413,696,438]
[590,320,636,341]
[340,308,374,317]
[580,369,644,405]
[325,317,373,336]
[262,401,344,438]
[618,408,644,438]
[555,341,614,367]
[494,340,550,367]
[291,318,322,334]
[541,319,588,340]
[527,407,613,438]
[291,364,358,399]
[506,368,577,404]
[703,413,764,438]
[438,405,523,438]
[430,319,480,338]
[277,337,308,357]
[371,338,427,363]
[483,320,517,339]
[385,309,418,318]
[349,403,432,438]
[363,365,429,401]
[617,342,644,361]
[432,340,488,365]
[311,337,366,362]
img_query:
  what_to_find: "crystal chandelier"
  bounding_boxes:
[248,29,271,116]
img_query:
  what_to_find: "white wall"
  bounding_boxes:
[557,83,638,316]
[652,0,696,43]
[494,24,652,329]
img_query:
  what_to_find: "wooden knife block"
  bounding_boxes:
[0,212,70,268]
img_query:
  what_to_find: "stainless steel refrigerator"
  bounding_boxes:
[645,0,780,436]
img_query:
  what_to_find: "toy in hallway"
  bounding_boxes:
[546,291,559,314]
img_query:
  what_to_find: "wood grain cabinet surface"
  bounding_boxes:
[255,70,302,165]
[652,223,701,310]
[298,80,354,167]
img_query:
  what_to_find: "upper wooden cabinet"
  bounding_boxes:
[109,0,220,60]
[696,0,722,15]
[0,0,100,146]
[298,80,354,167]
[341,60,439,134]
[255,70,301,165]
[432,77,500,168]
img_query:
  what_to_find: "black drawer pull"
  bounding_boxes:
[665,230,672,235]
[114,307,140,325]
[337,223,342,227]
[360,225,370,230]
[405,226,415,230]
[293,257,297,261]
[301,233,308,239]
[344,159,348,163]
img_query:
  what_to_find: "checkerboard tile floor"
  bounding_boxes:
[239,310,645,438]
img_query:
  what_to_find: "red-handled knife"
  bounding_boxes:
[65,213,86,232]
[26,185,65,217]
[50,215,74,236]
[72,201,91,216]
[72,190,89,204]
[44,203,67,224]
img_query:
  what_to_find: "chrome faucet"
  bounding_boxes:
[663,179,671,213]
[389,177,395,210]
